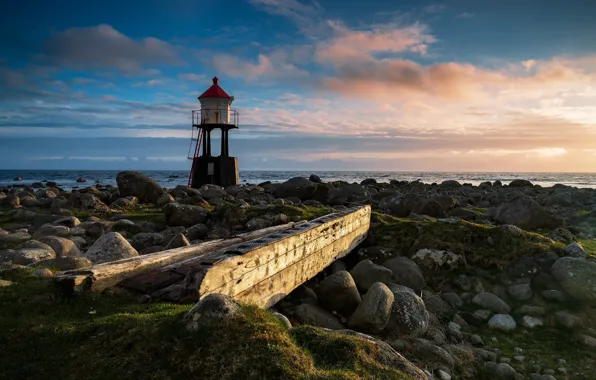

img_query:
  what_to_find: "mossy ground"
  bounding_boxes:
[580,239,596,257]
[0,267,413,380]
[369,212,564,268]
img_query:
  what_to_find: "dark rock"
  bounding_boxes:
[472,292,511,314]
[129,232,166,251]
[347,282,394,333]
[410,338,455,371]
[274,177,330,203]
[183,294,240,331]
[419,199,446,218]
[162,202,209,227]
[309,174,322,183]
[76,177,86,183]
[349,259,392,292]
[439,180,461,189]
[385,290,429,338]
[116,171,163,204]
[185,223,209,240]
[31,256,92,270]
[294,303,344,330]
[361,178,377,185]
[37,236,81,257]
[495,195,561,230]
[509,179,533,187]
[551,257,596,304]
[315,271,361,316]
[382,257,426,292]
[165,233,191,249]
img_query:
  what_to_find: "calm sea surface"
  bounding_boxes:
[1,170,595,190]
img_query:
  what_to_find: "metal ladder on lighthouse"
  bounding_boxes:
[187,127,203,187]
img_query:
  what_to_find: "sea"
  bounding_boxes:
[1,170,596,190]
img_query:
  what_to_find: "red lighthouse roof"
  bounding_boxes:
[198,77,232,99]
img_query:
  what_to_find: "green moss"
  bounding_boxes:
[580,239,596,257]
[370,212,563,269]
[478,328,596,379]
[246,205,332,222]
[578,209,591,216]
[0,268,414,380]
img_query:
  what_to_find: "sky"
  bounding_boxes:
[1,0,596,172]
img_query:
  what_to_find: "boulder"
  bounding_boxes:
[349,259,392,292]
[156,192,175,207]
[329,184,371,205]
[439,180,461,189]
[488,314,516,332]
[385,290,430,338]
[37,236,81,257]
[31,256,93,271]
[162,202,209,227]
[347,282,394,333]
[421,291,452,318]
[294,303,344,330]
[520,316,543,329]
[382,257,426,292]
[563,242,587,259]
[185,223,209,240]
[129,232,166,251]
[551,257,596,304]
[165,233,191,249]
[410,338,455,371]
[309,174,322,183]
[315,271,361,316]
[412,248,461,271]
[0,232,32,250]
[554,311,580,329]
[472,292,511,314]
[116,171,163,204]
[85,232,139,264]
[32,224,70,239]
[11,248,55,265]
[494,195,561,230]
[183,294,240,331]
[509,179,533,187]
[53,216,81,228]
[274,177,330,203]
[507,284,533,301]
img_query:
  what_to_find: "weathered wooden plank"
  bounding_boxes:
[189,206,370,298]
[235,225,369,308]
[54,221,303,294]
[179,205,371,306]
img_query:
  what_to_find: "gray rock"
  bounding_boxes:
[184,294,240,331]
[11,248,55,265]
[410,338,455,371]
[422,291,452,318]
[520,316,544,328]
[329,259,347,274]
[540,289,568,302]
[577,334,596,348]
[474,309,492,321]
[272,311,292,329]
[471,334,485,346]
[156,192,175,207]
[274,177,330,203]
[315,271,361,316]
[294,303,344,330]
[32,268,53,278]
[32,224,71,239]
[507,284,533,301]
[412,248,461,270]
[563,242,587,259]
[472,292,511,314]
[348,282,394,333]
[37,236,81,257]
[385,290,430,338]
[554,311,580,329]
[488,314,517,332]
[515,305,545,316]
[387,283,416,294]
[550,257,596,304]
[442,292,463,308]
[162,202,209,227]
[382,257,426,292]
[474,348,497,362]
[30,256,93,270]
[116,171,163,204]
[129,232,166,251]
[495,195,561,230]
[0,232,32,249]
[349,259,392,292]
[185,223,209,240]
[165,233,191,249]
[494,362,519,379]
[85,232,138,264]
[246,218,271,231]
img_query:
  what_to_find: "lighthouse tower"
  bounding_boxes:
[187,77,240,188]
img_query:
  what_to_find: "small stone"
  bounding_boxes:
[442,292,463,308]
[516,305,546,316]
[272,311,292,329]
[389,339,407,350]
[507,283,533,301]
[563,242,587,258]
[500,357,512,363]
[471,334,485,346]
[488,314,516,332]
[521,316,544,329]
[472,292,511,314]
[32,268,53,278]
[554,311,580,329]
[540,290,568,302]
[514,355,525,362]
[183,294,240,331]
[577,334,596,348]
[474,309,492,321]
[437,369,451,380]
[138,294,151,304]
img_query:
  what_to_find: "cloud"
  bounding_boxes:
[248,0,323,34]
[43,24,181,74]
[316,21,436,62]
[456,12,475,19]
[213,52,309,81]
[178,73,208,83]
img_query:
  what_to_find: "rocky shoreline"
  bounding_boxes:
[2,171,596,379]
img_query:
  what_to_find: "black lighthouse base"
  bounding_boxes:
[190,156,239,188]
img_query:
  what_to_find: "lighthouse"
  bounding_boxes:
[187,77,240,188]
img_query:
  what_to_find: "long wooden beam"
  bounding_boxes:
[54,221,305,294]
[156,205,371,307]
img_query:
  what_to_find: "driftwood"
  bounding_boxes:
[154,205,371,307]
[54,221,304,294]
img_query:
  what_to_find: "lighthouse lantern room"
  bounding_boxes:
[187,77,240,188]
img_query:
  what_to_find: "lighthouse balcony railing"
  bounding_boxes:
[192,109,239,127]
